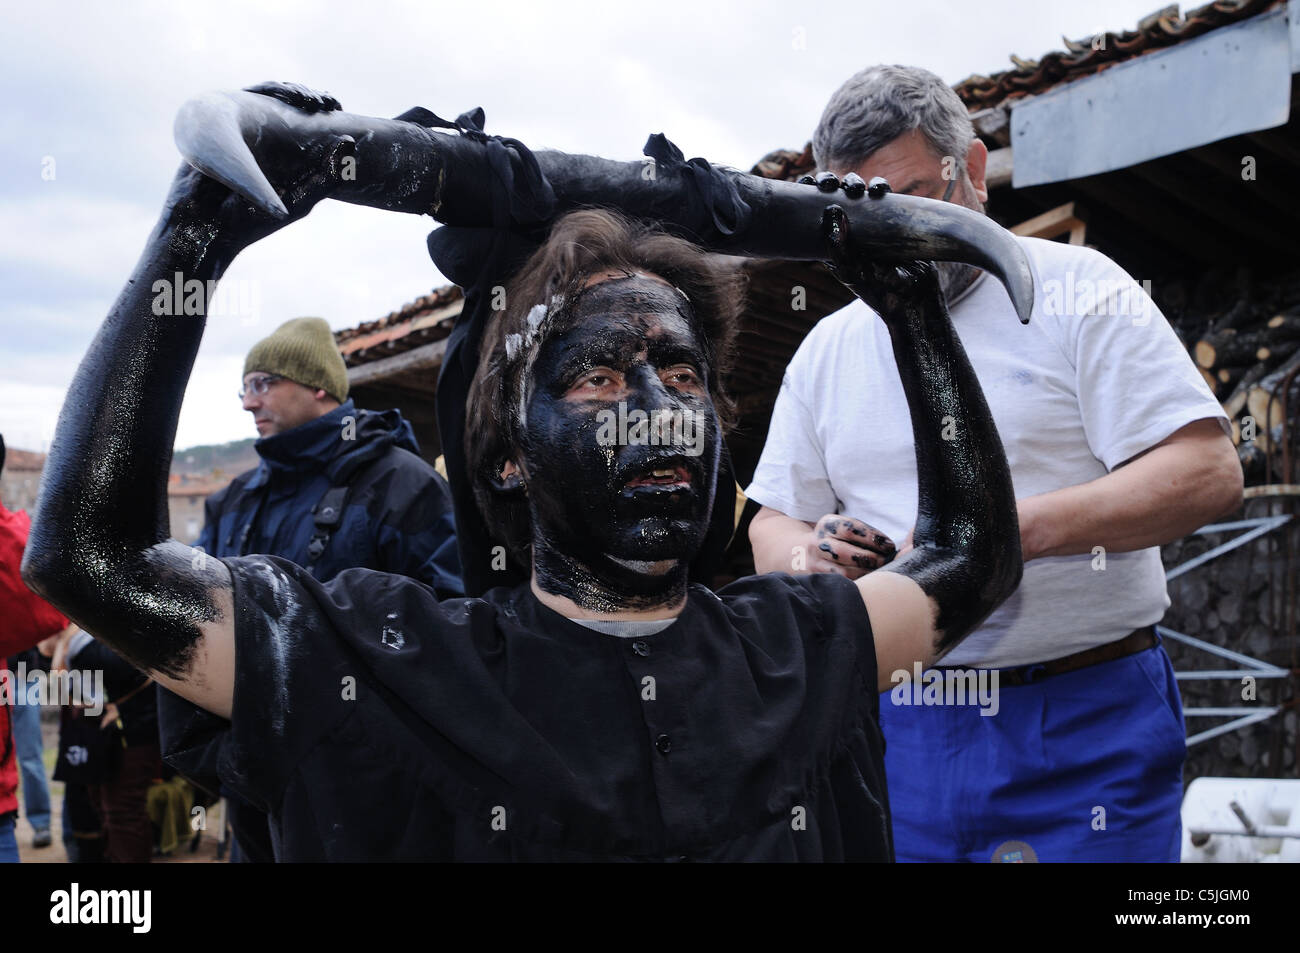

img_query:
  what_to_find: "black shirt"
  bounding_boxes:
[68,638,157,748]
[163,556,893,861]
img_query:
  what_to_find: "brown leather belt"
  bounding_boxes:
[939,626,1158,687]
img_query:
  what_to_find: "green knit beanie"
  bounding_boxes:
[244,317,349,403]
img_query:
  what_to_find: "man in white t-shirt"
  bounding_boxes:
[747,65,1243,862]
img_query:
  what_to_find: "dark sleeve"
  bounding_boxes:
[161,555,445,812]
[433,225,540,597]
[798,572,878,696]
[158,684,225,797]
[158,483,228,789]
[67,637,156,746]
[721,572,878,698]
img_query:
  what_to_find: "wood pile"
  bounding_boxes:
[1156,267,1300,483]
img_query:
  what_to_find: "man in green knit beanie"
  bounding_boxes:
[241,316,350,436]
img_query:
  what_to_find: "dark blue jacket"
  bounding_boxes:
[197,400,462,596]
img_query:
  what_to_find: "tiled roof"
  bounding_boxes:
[335,285,463,366]
[3,448,46,471]
[953,0,1282,110]
[167,480,227,497]
[749,143,816,182]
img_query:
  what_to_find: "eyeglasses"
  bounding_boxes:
[238,374,284,400]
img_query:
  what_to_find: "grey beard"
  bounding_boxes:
[934,174,987,307]
[936,259,983,307]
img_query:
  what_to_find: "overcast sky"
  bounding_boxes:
[1,0,1171,453]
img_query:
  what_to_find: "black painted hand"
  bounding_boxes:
[821,203,943,325]
[241,80,342,114]
[809,514,897,578]
[161,81,356,265]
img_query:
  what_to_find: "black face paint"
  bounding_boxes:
[518,277,721,613]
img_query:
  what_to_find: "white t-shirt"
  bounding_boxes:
[745,236,1229,668]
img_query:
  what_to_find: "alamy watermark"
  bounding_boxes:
[595,402,706,457]
[889,662,1000,716]
[1039,272,1156,326]
[151,271,262,324]
[1,662,105,716]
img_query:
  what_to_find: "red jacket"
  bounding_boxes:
[1,502,69,816]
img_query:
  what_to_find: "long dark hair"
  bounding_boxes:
[466,208,744,562]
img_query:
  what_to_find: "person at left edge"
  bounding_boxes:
[0,433,71,863]
[158,317,463,862]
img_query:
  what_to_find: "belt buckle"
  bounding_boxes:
[1019,663,1048,685]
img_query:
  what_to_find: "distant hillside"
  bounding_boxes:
[172,437,258,480]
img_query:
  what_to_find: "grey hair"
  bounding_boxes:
[813,65,975,172]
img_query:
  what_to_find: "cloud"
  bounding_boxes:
[2,0,1180,453]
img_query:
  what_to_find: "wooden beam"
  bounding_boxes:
[1124,157,1300,256]
[970,107,1012,148]
[346,337,448,388]
[1067,173,1237,264]
[1010,201,1085,244]
[1183,142,1300,225]
[1244,128,1300,169]
[985,147,1013,190]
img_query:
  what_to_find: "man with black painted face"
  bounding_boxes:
[24,86,1022,860]
[502,274,721,615]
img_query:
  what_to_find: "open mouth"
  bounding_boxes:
[624,463,691,490]
[618,456,694,503]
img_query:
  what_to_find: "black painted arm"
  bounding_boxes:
[21,186,230,678]
[21,91,353,685]
[822,204,1022,659]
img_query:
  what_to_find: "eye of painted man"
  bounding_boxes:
[661,365,704,391]
[565,367,624,398]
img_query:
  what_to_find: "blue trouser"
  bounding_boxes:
[879,641,1186,862]
[0,815,17,863]
[11,679,51,831]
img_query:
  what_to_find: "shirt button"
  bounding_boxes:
[631,640,651,657]
[655,734,672,755]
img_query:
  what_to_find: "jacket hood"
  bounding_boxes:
[250,400,422,486]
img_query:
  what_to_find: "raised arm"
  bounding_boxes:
[21,84,355,718]
[811,197,1023,688]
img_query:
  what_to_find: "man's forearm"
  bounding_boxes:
[750,509,813,574]
[1018,423,1242,560]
